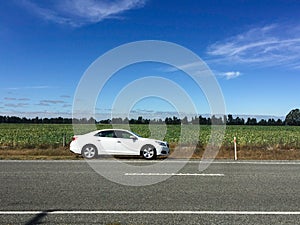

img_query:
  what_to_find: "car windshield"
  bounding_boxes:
[131,131,141,138]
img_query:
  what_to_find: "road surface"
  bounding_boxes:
[1,160,300,224]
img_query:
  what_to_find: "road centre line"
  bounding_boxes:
[124,173,224,176]
[1,211,300,215]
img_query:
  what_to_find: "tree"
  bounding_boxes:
[191,116,199,125]
[268,118,276,126]
[99,119,111,124]
[276,119,283,126]
[235,117,245,125]
[164,116,181,125]
[112,117,123,124]
[246,117,257,125]
[123,117,129,124]
[258,119,268,126]
[227,114,234,125]
[181,116,188,125]
[198,116,205,124]
[211,115,223,125]
[285,109,300,125]
[88,117,96,124]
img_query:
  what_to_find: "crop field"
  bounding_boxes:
[0,124,300,159]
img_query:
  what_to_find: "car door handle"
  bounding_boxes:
[117,141,121,143]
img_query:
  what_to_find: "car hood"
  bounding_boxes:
[139,137,167,144]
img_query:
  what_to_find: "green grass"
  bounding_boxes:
[1,123,300,160]
[0,124,74,149]
[0,123,300,151]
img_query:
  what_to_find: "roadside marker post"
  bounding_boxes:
[234,136,237,160]
[62,134,66,147]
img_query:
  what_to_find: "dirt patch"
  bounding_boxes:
[168,144,300,160]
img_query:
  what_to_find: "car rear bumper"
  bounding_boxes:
[70,141,81,154]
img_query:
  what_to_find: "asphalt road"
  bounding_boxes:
[1,160,300,224]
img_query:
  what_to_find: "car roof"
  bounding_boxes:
[96,129,132,132]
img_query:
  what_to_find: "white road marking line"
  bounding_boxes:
[124,173,224,176]
[1,211,300,215]
[210,161,300,165]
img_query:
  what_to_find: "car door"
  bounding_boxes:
[114,131,140,155]
[94,130,117,155]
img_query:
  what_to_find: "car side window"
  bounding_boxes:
[115,131,132,139]
[97,131,116,138]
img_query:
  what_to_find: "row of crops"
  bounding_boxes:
[0,124,300,150]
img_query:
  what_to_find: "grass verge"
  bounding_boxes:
[0,148,81,160]
[0,145,300,160]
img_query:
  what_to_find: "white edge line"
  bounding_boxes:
[1,211,300,215]
[124,173,225,176]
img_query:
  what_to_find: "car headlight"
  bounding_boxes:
[155,141,167,147]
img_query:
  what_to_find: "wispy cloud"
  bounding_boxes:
[161,61,212,77]
[5,103,29,108]
[36,100,68,106]
[36,102,50,107]
[4,97,17,101]
[5,85,54,90]
[0,110,72,118]
[218,71,241,80]
[62,104,72,108]
[207,24,300,69]
[20,0,146,27]
[18,98,30,101]
[4,97,31,101]
[40,100,66,105]
[60,95,71,98]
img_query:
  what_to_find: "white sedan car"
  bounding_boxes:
[70,129,169,160]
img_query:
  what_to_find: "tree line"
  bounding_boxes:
[0,109,299,125]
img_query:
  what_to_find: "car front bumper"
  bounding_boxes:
[157,146,170,156]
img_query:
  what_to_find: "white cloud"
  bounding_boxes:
[207,24,300,69]
[20,0,146,27]
[219,71,241,80]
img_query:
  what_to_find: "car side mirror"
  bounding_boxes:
[130,135,137,140]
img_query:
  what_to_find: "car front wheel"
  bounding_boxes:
[81,144,98,159]
[141,145,157,160]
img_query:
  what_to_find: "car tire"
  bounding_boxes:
[141,145,157,160]
[81,144,98,159]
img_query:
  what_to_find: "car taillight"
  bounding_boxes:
[72,136,78,141]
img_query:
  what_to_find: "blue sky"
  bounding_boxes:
[1,0,300,119]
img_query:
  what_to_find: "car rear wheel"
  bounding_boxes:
[141,145,157,160]
[81,144,98,159]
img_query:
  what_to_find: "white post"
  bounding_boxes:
[62,134,66,147]
[234,136,237,160]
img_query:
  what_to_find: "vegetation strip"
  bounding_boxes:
[1,123,300,160]
[1,124,300,150]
